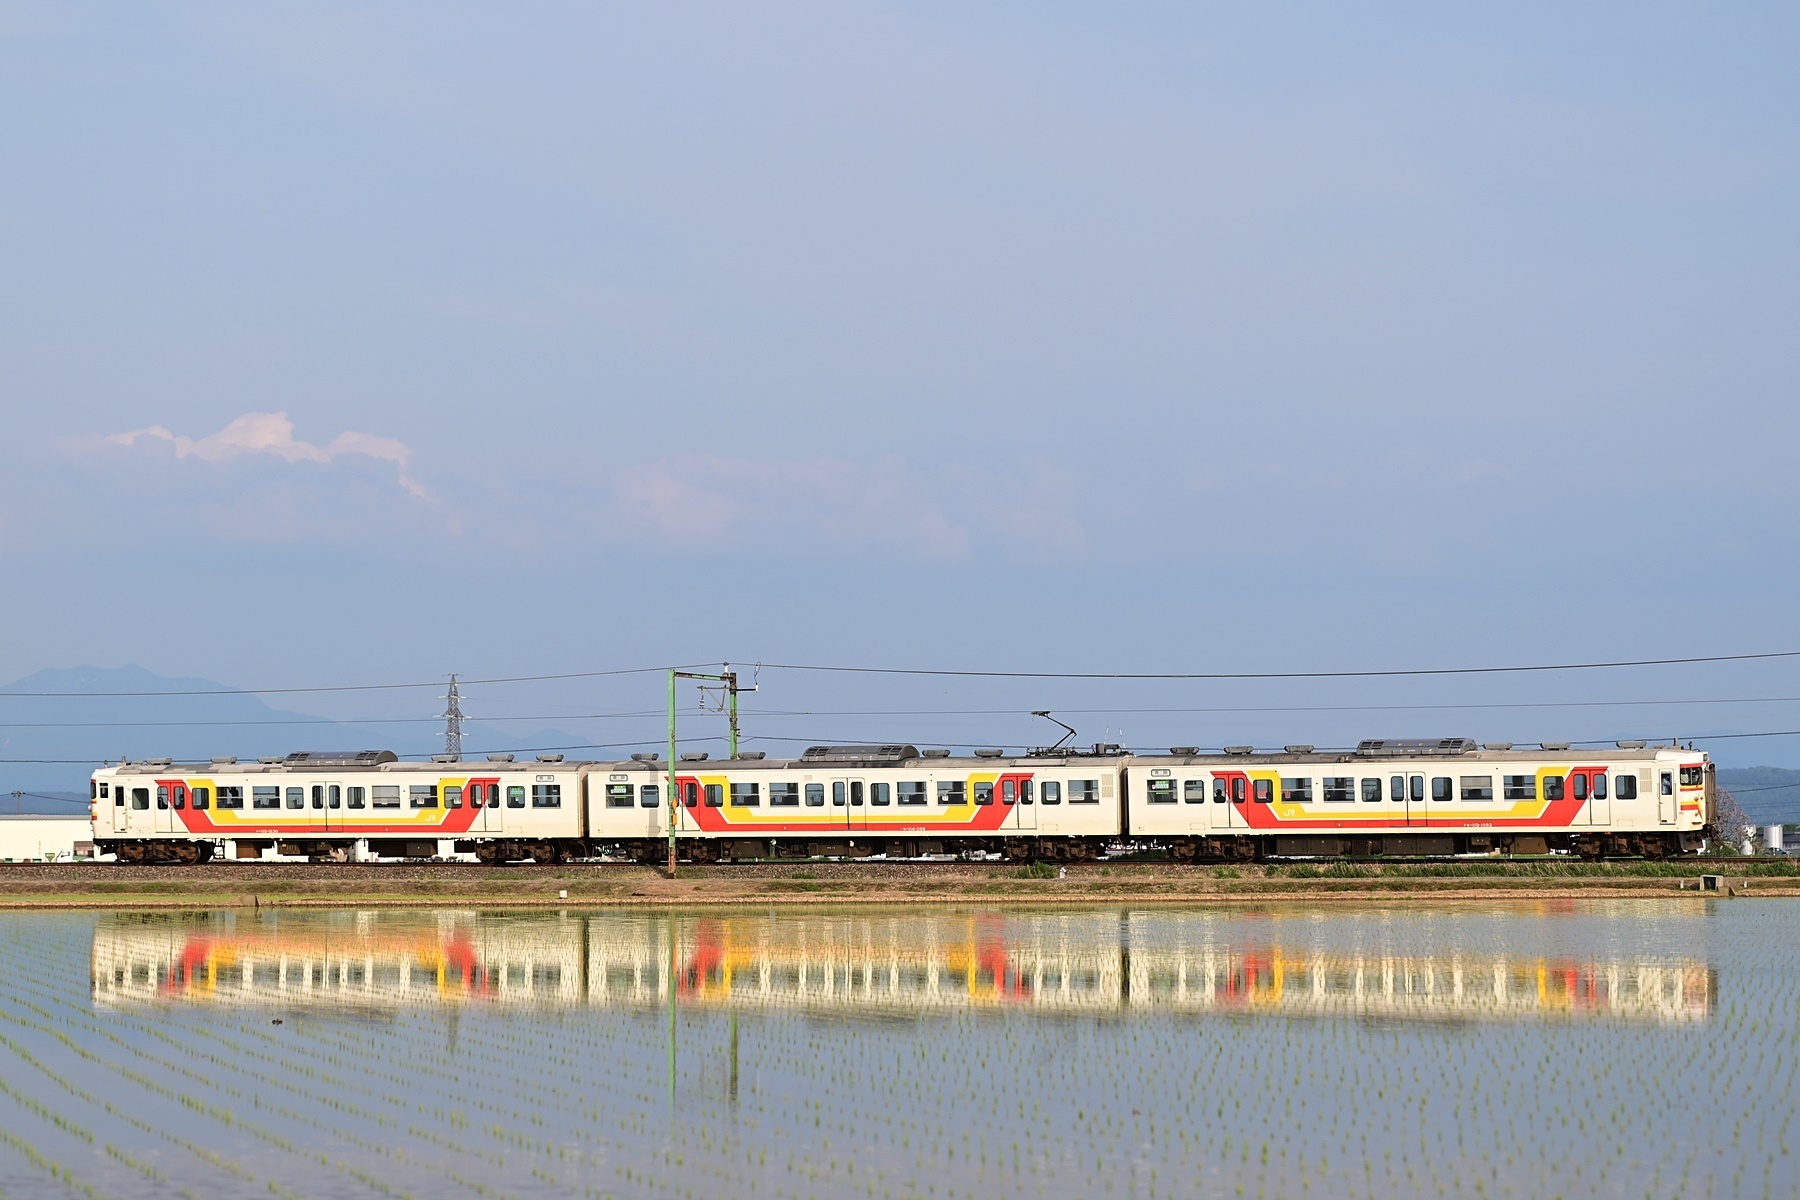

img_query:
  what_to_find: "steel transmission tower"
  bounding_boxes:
[443,674,464,758]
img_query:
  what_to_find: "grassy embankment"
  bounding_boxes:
[2,858,1798,907]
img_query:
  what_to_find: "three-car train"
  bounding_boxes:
[89,736,1715,864]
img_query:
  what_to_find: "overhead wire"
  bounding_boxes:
[3,647,1799,697]
[750,649,1800,680]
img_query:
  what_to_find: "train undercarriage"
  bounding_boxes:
[92,829,1708,865]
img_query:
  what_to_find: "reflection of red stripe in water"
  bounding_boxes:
[164,937,215,995]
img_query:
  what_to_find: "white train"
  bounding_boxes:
[88,737,1714,864]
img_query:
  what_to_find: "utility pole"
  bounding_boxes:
[664,666,754,878]
[443,675,464,758]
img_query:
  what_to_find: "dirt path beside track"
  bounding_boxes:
[2,859,1796,907]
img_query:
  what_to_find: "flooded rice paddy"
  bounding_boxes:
[0,900,1791,1199]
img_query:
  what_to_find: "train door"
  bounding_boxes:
[1657,770,1676,825]
[1001,774,1036,831]
[1211,772,1249,830]
[674,777,700,834]
[1403,773,1424,827]
[153,780,180,834]
[1571,768,1610,825]
[837,779,866,830]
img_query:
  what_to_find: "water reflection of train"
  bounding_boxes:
[90,910,1715,1025]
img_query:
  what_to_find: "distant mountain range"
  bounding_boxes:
[0,665,590,803]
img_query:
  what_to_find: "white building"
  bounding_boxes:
[0,815,98,862]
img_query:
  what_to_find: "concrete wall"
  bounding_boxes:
[0,816,96,861]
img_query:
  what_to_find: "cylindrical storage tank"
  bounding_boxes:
[1764,825,1786,855]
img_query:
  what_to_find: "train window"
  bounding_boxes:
[1616,774,1637,800]
[312,786,326,810]
[1388,776,1404,802]
[468,784,482,809]
[156,785,169,810]
[606,784,634,808]
[1460,777,1493,802]
[804,782,824,806]
[938,780,967,804]
[369,785,399,809]
[1409,776,1425,802]
[1361,779,1381,803]
[1431,777,1452,802]
[893,782,921,805]
[328,785,340,809]
[1283,778,1316,803]
[1041,781,1061,804]
[1147,779,1177,804]
[1212,778,1228,803]
[1185,780,1207,803]
[1593,773,1607,800]
[532,784,562,808]
[409,784,438,809]
[192,787,209,810]
[111,784,123,806]
[832,781,846,806]
[445,786,463,809]
[706,784,724,807]
[218,786,243,810]
[171,785,186,810]
[1543,775,1564,801]
[1020,779,1033,803]
[286,787,306,810]
[729,782,760,807]
[769,783,799,807]
[1253,779,1272,802]
[640,784,660,808]
[91,780,99,801]
[979,781,1000,805]
[1572,774,1588,801]
[1069,779,1101,803]
[131,787,149,810]
[507,785,526,808]
[1003,779,1017,803]
[1681,766,1704,788]
[849,781,864,806]
[1660,772,1674,796]
[1503,775,1536,801]
[346,787,365,809]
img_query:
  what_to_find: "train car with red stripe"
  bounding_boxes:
[587,744,1125,862]
[90,750,590,864]
[1125,737,1712,860]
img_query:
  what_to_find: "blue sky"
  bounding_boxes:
[3,2,1798,765]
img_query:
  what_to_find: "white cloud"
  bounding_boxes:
[107,411,427,499]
